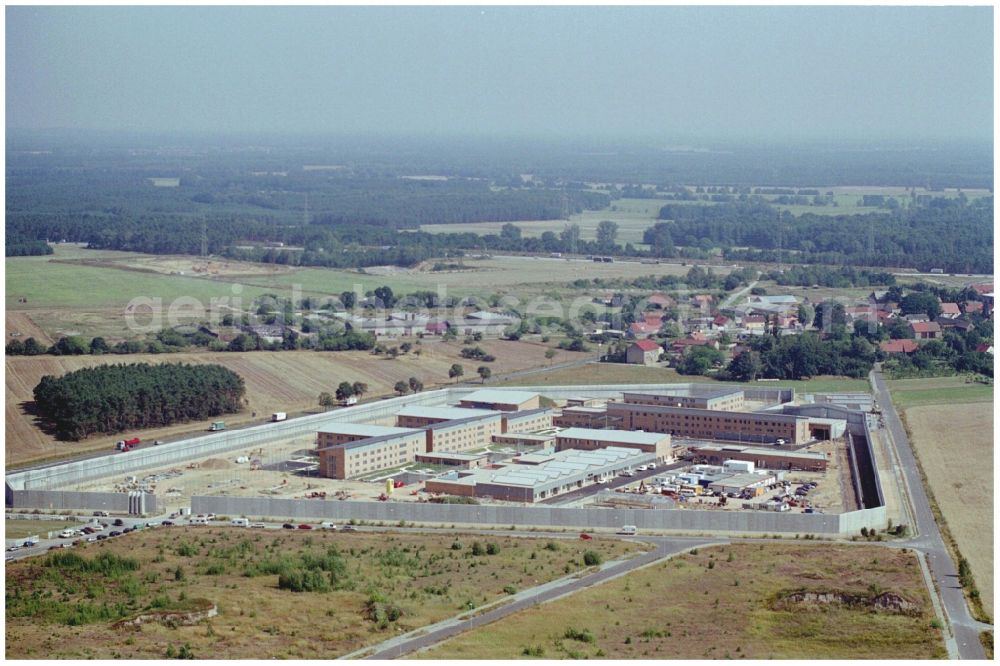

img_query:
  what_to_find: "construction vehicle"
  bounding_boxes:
[115,437,140,452]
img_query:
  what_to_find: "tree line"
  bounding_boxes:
[33,362,246,440]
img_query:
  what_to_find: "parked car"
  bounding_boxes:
[93,510,110,517]
[282,523,295,530]
[122,527,133,534]
[297,524,313,530]
[6,545,20,552]
[637,465,649,472]
[340,525,357,532]
[113,518,124,527]
[86,536,98,543]
[579,533,593,540]
[161,520,175,527]
[320,522,339,530]
[250,523,266,529]
[108,531,122,537]
[96,534,109,541]
[648,462,657,469]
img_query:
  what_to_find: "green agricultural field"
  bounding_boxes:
[414,543,944,660]
[5,528,643,659]
[887,376,994,410]
[420,198,665,244]
[6,252,282,311]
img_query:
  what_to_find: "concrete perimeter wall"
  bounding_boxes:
[9,490,156,515]
[7,383,766,493]
[192,496,885,535]
[6,390,451,492]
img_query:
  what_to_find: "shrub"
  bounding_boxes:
[583,551,602,566]
[563,627,595,643]
[485,542,500,555]
[471,542,486,556]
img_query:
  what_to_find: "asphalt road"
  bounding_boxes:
[358,535,723,660]
[870,366,990,659]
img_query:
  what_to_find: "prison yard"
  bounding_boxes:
[413,542,944,660]
[4,528,642,659]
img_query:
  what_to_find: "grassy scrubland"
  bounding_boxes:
[5,528,643,659]
[414,543,945,660]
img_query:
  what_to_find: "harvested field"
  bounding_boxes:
[5,528,644,659]
[414,543,945,660]
[5,311,54,346]
[5,340,583,467]
[902,401,993,618]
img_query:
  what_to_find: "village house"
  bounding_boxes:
[880,339,918,355]
[911,321,941,340]
[625,339,662,366]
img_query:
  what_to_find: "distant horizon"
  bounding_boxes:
[6,6,993,143]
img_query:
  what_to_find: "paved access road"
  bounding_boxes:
[357,535,723,660]
[870,366,990,659]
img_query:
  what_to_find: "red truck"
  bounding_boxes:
[115,437,140,452]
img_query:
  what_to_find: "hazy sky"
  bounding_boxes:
[6,6,993,142]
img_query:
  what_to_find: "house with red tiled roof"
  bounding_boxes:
[626,339,663,366]
[690,294,714,311]
[670,332,718,354]
[880,339,918,355]
[970,283,993,295]
[911,321,941,340]
[647,293,674,309]
[742,314,767,333]
[629,321,661,338]
[964,301,984,315]
[975,343,994,355]
[939,302,961,318]
[711,315,730,331]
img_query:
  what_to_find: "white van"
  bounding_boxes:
[617,525,638,536]
[189,515,209,525]
[320,522,339,530]
[59,529,78,539]
[230,518,249,527]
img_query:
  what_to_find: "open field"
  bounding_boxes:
[419,198,664,244]
[5,519,85,540]
[4,528,643,659]
[8,245,722,341]
[498,362,871,394]
[414,542,944,660]
[5,311,55,346]
[889,377,994,618]
[5,340,584,468]
[886,376,994,409]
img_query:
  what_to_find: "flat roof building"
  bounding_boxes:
[425,412,503,454]
[622,388,745,412]
[316,423,419,449]
[415,451,490,469]
[425,446,653,503]
[556,427,673,463]
[692,444,827,472]
[396,406,497,428]
[502,408,555,433]
[609,401,810,445]
[459,389,540,412]
[318,429,427,479]
[553,405,622,429]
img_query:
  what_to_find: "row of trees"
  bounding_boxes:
[33,363,246,440]
[317,381,370,408]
